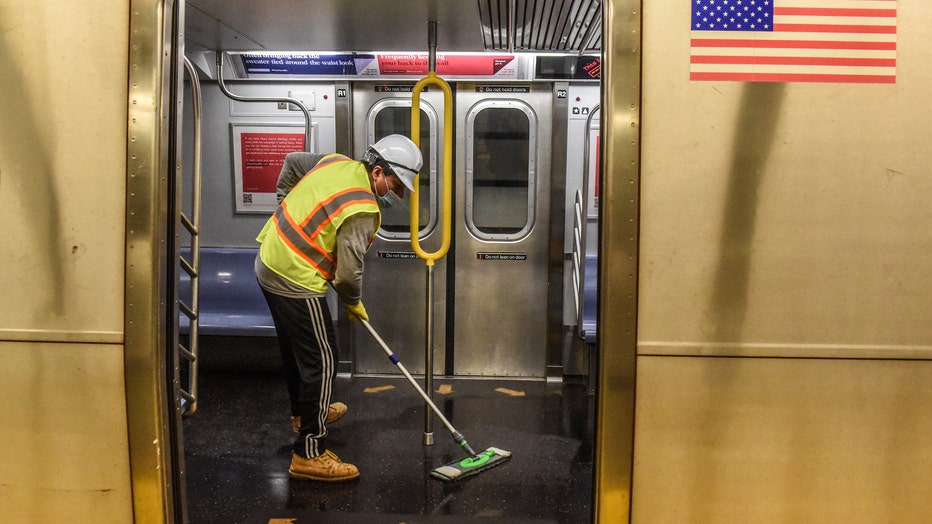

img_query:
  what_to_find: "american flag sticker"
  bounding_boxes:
[690,0,897,83]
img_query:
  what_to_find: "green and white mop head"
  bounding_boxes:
[430,447,512,481]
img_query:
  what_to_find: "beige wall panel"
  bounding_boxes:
[0,1,127,339]
[0,341,133,522]
[637,2,932,353]
[633,356,932,523]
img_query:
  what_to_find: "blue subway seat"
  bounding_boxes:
[178,247,276,337]
[580,254,598,344]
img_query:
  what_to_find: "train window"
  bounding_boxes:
[466,101,537,240]
[368,102,438,239]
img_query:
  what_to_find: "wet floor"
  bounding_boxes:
[183,337,594,523]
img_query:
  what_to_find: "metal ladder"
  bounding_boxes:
[178,56,203,417]
[574,104,600,336]
[174,51,314,417]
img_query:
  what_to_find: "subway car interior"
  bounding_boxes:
[7,0,932,522]
[179,1,601,522]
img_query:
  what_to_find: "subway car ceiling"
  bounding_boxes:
[184,0,602,55]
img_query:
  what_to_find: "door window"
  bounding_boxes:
[466,100,537,240]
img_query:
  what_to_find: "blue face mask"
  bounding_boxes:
[377,175,402,209]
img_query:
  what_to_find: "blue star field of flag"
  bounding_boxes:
[692,0,775,31]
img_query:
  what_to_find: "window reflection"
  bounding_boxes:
[373,107,431,233]
[470,107,530,235]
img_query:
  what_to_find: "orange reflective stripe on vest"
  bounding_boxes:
[311,154,348,170]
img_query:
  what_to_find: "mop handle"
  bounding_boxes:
[359,319,460,437]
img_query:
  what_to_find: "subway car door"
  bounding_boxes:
[351,84,446,374]
[453,83,553,377]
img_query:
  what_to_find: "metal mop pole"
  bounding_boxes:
[361,319,477,457]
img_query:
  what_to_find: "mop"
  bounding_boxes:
[356,29,509,480]
[359,319,512,481]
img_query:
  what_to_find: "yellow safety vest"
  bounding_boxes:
[256,154,381,293]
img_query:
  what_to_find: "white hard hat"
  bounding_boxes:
[368,134,423,193]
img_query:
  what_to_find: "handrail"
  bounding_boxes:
[179,55,203,416]
[409,20,453,266]
[575,104,600,339]
[409,72,453,265]
[409,20,454,447]
[572,190,584,328]
[215,52,312,152]
[581,103,600,224]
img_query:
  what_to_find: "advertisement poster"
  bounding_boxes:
[240,53,377,76]
[376,54,518,77]
[235,52,527,79]
[231,124,313,213]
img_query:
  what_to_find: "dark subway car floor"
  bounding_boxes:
[182,337,595,524]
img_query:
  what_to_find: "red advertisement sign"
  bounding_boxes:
[240,132,306,192]
[377,54,516,76]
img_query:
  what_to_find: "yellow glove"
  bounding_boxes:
[345,300,369,322]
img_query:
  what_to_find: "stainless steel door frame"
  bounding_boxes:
[453,83,554,377]
[351,83,447,374]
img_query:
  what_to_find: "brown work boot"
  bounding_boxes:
[327,402,348,424]
[289,450,360,481]
[291,402,348,433]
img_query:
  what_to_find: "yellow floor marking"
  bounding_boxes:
[437,384,454,395]
[268,519,296,524]
[495,387,526,397]
[363,385,396,393]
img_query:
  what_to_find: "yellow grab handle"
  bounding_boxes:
[410,71,453,266]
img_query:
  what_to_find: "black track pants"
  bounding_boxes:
[260,288,337,458]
